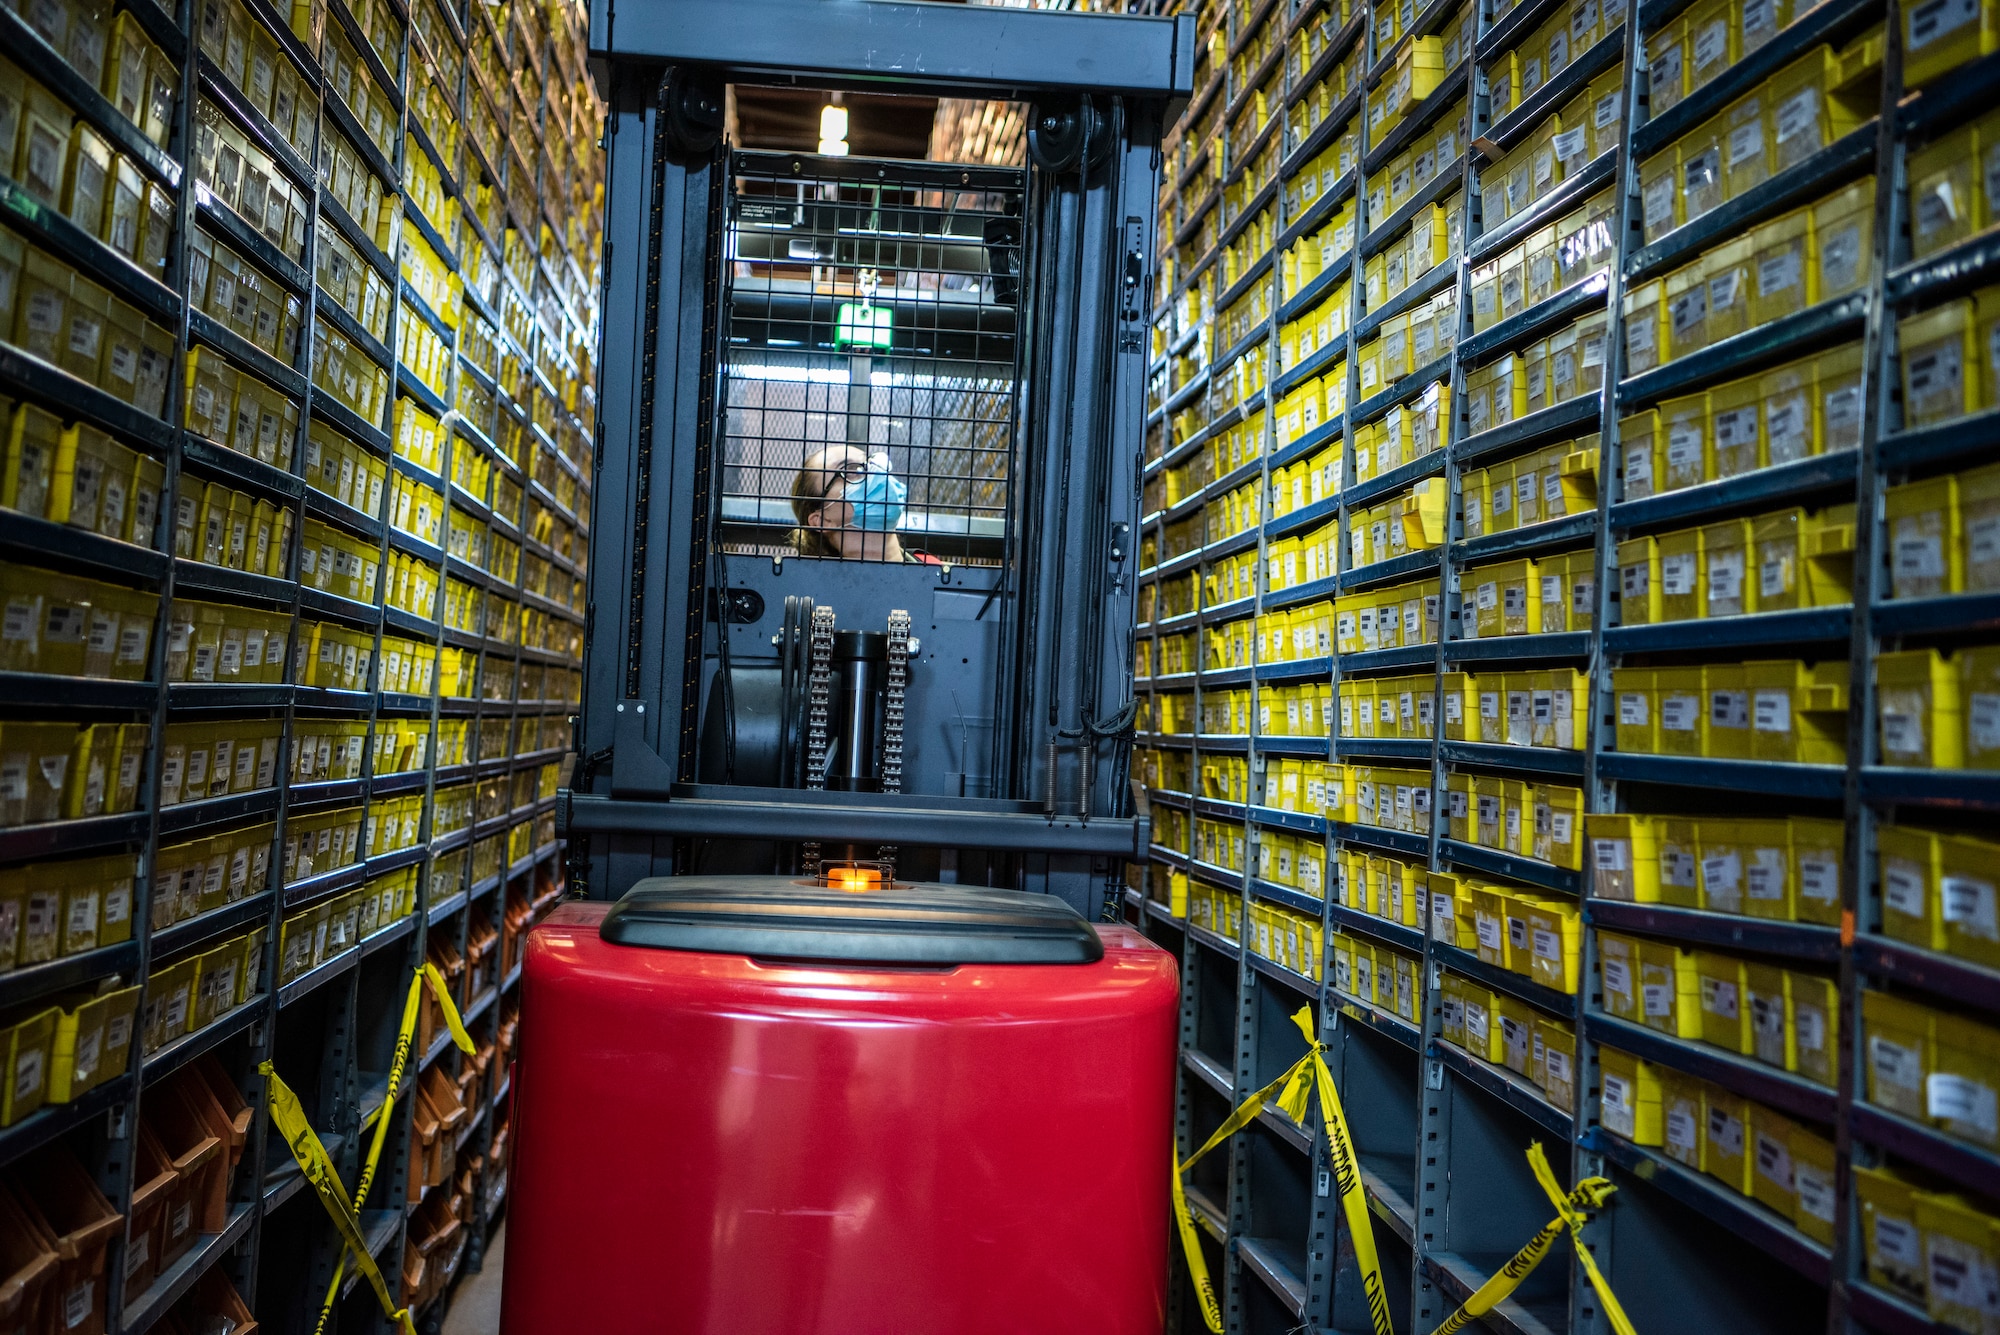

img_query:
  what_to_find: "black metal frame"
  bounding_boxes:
[570,0,1194,913]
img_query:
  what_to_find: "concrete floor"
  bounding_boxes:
[440,1222,505,1335]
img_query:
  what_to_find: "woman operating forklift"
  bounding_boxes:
[788,443,941,563]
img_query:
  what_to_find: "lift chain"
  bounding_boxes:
[801,605,837,875]
[876,609,911,871]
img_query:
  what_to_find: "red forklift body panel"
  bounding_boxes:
[501,897,1179,1335]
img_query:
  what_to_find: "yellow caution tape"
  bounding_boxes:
[1528,1141,1637,1335]
[1171,1006,1392,1335]
[263,1061,416,1335]
[1428,1143,1634,1335]
[264,963,476,1335]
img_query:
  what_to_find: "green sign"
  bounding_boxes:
[835,302,893,348]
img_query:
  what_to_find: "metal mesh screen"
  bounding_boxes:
[720,150,1027,564]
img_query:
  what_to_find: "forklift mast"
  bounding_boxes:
[563,0,1194,916]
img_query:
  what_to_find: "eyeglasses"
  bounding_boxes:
[814,453,888,501]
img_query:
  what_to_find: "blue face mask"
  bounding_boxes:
[847,464,905,532]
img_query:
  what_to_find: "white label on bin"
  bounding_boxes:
[1796,1005,1826,1051]
[1821,225,1863,294]
[1767,393,1808,461]
[1870,1035,1924,1090]
[1601,1072,1634,1135]
[1970,692,2000,750]
[1748,848,1786,901]
[1669,289,1708,343]
[1702,975,1740,1018]
[1661,693,1699,732]
[1666,1107,1699,1153]
[1928,1071,2000,1134]
[1798,855,1839,904]
[1884,861,1927,916]
[1712,690,1748,731]
[1729,120,1764,169]
[1666,421,1703,470]
[13,1048,41,1103]
[1618,692,1649,727]
[1642,176,1676,232]
[1533,928,1560,963]
[1943,875,1999,937]
[63,1281,91,1330]
[1909,0,1978,47]
[1754,689,1792,734]
[1974,515,2000,566]
[1642,981,1673,1017]
[1755,1131,1793,1191]
[1774,87,1818,145]
[1881,708,1924,756]
[1795,1163,1836,1224]
[1661,553,1697,597]
[1692,17,1727,68]
[1476,914,1504,952]
[1707,549,1744,602]
[1758,251,1804,306]
[1874,1214,1923,1270]
[1707,269,1744,314]
[1707,1106,1744,1156]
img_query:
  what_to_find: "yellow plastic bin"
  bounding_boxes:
[1886,474,1963,599]
[1752,209,1816,325]
[1900,300,1979,429]
[1931,1010,2000,1148]
[1654,666,1708,757]
[1878,824,1945,951]
[1856,1165,1925,1298]
[1696,950,1755,1053]
[1703,518,1755,617]
[1613,667,1657,754]
[1639,937,1703,1037]
[1861,989,1934,1119]
[1877,647,1961,768]
[1598,1046,1664,1144]
[1961,460,2000,591]
[1747,961,1796,1070]
[1791,969,1841,1085]
[1617,535,1661,624]
[1597,930,1644,1022]
[1905,0,2000,86]
[1660,392,1712,491]
[1653,1066,1703,1170]
[1792,1123,1839,1245]
[1587,814,1661,901]
[1813,182,1876,302]
[1908,124,1983,259]
[1703,1085,1753,1193]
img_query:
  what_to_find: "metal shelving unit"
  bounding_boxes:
[1127,0,2000,1329]
[0,0,597,1324]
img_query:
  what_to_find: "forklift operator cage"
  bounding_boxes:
[563,0,1195,916]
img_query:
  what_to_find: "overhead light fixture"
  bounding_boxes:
[819,102,849,156]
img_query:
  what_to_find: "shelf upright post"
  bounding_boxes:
[1409,14,1478,1326]
[97,0,204,1320]
[1826,7,1904,1329]
[1563,0,1646,1327]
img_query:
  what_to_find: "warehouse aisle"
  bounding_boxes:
[443,1223,507,1335]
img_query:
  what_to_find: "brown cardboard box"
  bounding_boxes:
[123,1125,176,1305]
[142,1084,221,1268]
[9,1148,124,1335]
[0,1183,58,1331]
